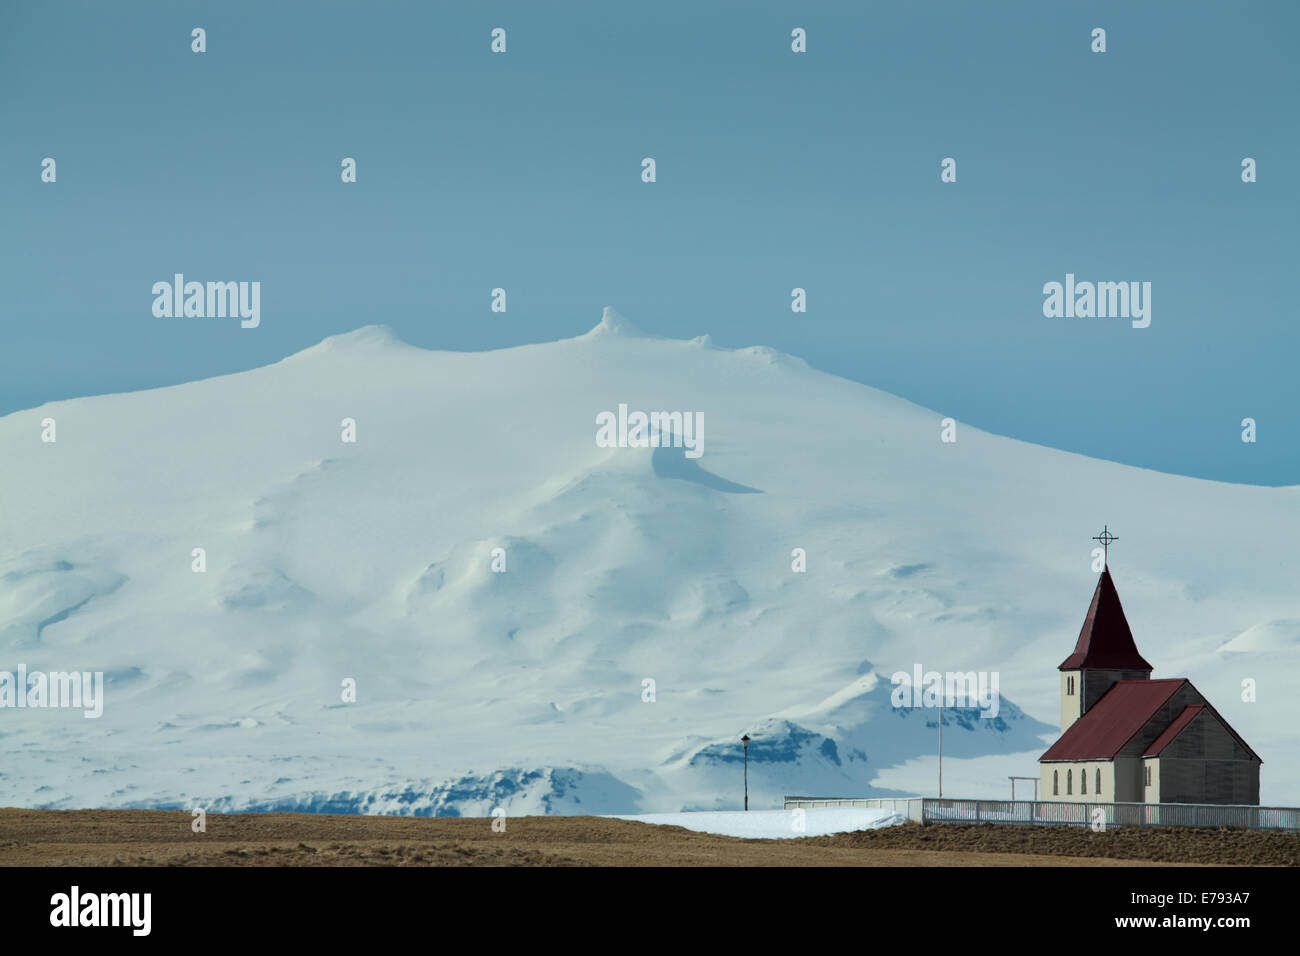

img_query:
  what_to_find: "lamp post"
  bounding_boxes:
[741,734,750,810]
[938,693,943,798]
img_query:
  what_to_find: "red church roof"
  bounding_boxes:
[1058,569,1153,671]
[1142,705,1204,757]
[1041,679,1187,761]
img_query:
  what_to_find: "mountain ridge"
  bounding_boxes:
[2,308,1296,813]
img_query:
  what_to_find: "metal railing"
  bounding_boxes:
[783,796,924,822]
[782,796,1300,831]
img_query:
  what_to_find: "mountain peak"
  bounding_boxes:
[582,307,655,340]
[290,324,412,359]
[324,324,406,348]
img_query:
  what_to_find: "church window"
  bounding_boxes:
[1144,765,1152,787]
[1066,769,1072,795]
[1081,768,1087,794]
[1096,768,1101,794]
[1053,770,1059,795]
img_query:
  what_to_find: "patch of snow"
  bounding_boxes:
[606,807,905,839]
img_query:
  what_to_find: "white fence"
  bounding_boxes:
[782,796,1300,831]
[783,796,924,823]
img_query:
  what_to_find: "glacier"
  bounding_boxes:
[1,308,1296,814]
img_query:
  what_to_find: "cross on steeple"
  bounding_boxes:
[1092,525,1119,567]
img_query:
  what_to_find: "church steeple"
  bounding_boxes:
[1057,552,1154,734]
[1058,568,1153,672]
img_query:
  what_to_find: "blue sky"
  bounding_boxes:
[2,0,1296,484]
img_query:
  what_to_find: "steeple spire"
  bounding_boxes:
[1058,567,1153,671]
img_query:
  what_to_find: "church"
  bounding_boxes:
[1039,564,1261,805]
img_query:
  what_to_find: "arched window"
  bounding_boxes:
[1096,768,1102,795]
[1067,769,1072,795]
[1081,767,1087,794]
[1053,770,1059,795]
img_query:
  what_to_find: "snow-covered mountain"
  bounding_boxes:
[2,309,1296,813]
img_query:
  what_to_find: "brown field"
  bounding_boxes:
[2,809,1296,866]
